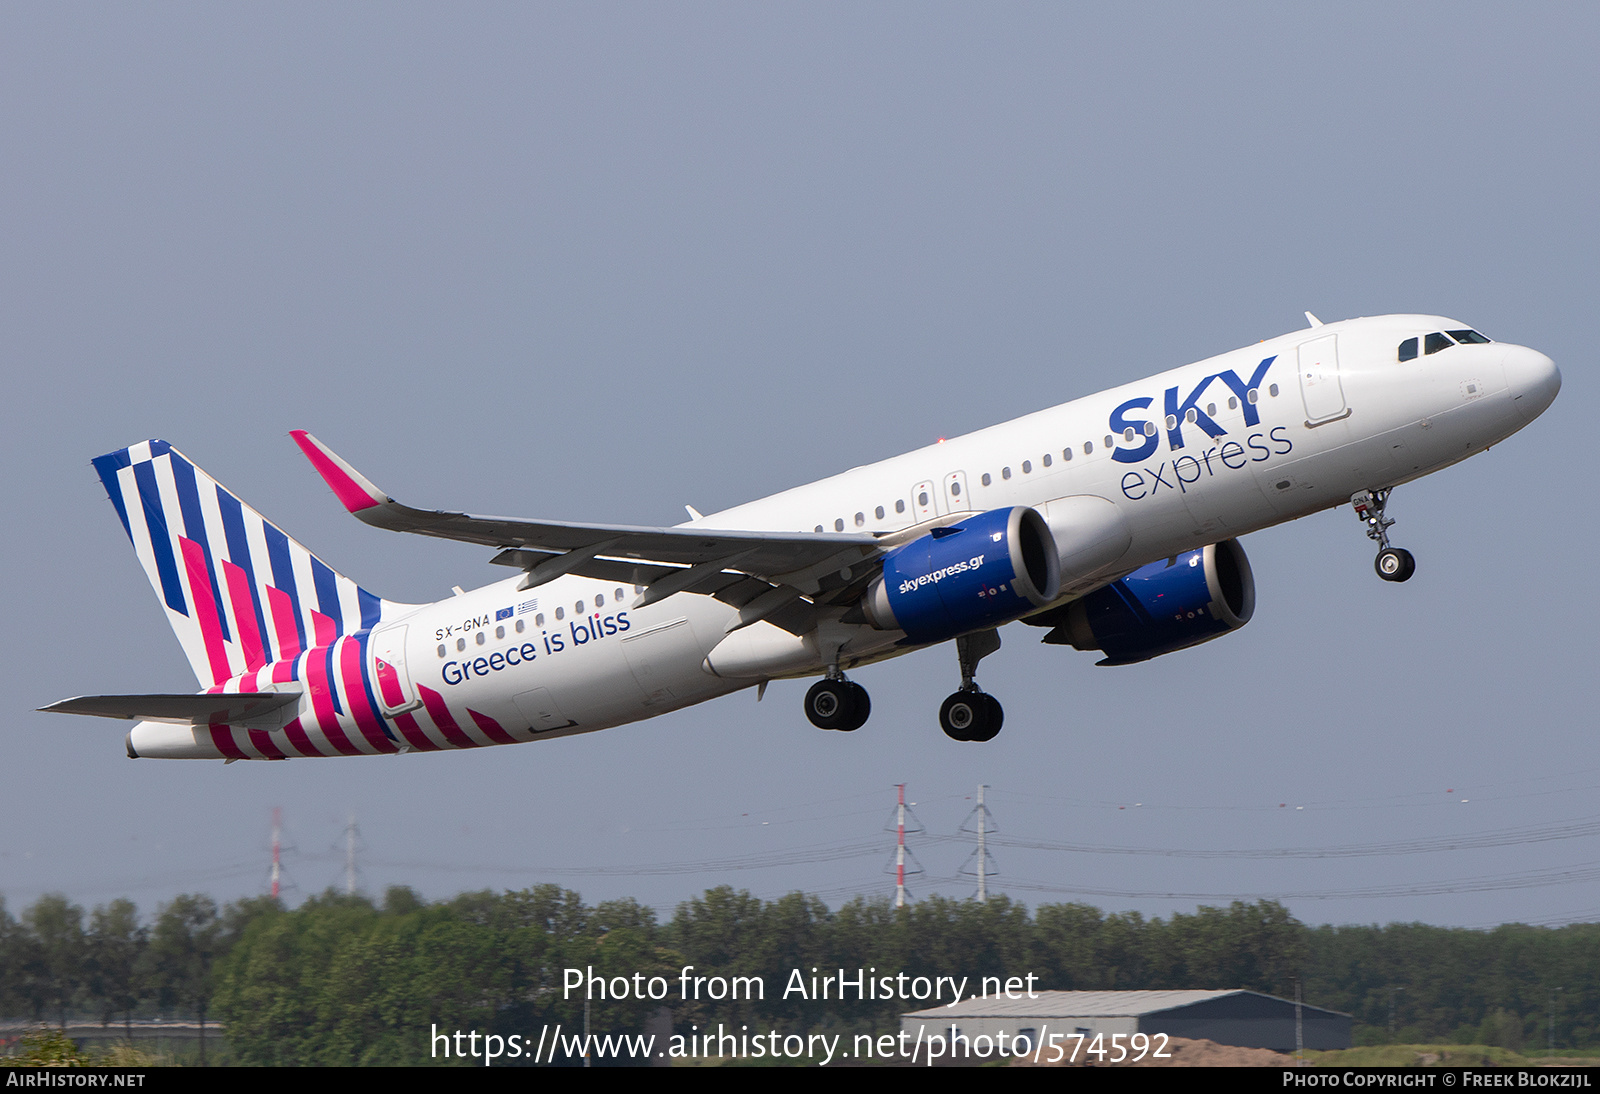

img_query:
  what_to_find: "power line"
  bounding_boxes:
[982,813,1600,860]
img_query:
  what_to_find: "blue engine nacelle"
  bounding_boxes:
[863,507,1061,644]
[1047,539,1255,664]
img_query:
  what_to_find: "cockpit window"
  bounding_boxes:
[1424,331,1455,355]
[1398,337,1418,362]
[1447,329,1492,345]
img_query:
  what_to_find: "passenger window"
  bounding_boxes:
[1083,441,1093,454]
[950,482,961,496]
[595,593,604,607]
[555,607,564,621]
[1425,331,1455,355]
[437,644,447,658]
[456,638,466,651]
[1144,421,1157,435]
[515,619,525,633]
[1447,329,1492,344]
[981,473,992,486]
[1002,467,1011,480]
[895,500,906,514]
[536,613,545,627]
[476,632,486,646]
[1062,447,1073,461]
[1269,384,1279,397]
[575,601,584,615]
[1021,461,1031,474]
[918,491,929,506]
[814,524,824,533]
[616,588,625,600]
[834,518,845,531]
[1042,453,1052,468]
[495,625,505,639]
[1228,396,1238,409]
[1104,434,1114,447]
[1123,427,1135,442]
[875,505,885,519]
[1165,414,1178,430]
[854,512,865,526]
[1398,337,1418,362]
[1247,389,1259,404]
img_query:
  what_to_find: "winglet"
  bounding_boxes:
[1305,311,1324,328]
[290,431,388,513]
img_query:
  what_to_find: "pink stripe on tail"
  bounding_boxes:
[222,560,267,671]
[180,537,234,685]
[266,586,302,660]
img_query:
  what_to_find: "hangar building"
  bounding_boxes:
[901,989,1351,1056]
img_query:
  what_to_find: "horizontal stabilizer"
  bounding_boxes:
[41,690,302,725]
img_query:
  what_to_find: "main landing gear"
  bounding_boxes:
[940,629,1004,742]
[805,674,870,732]
[940,691,1003,742]
[1351,489,1415,583]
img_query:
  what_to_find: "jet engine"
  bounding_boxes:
[862,506,1061,644]
[1042,539,1255,664]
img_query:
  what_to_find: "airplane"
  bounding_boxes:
[43,313,1560,759]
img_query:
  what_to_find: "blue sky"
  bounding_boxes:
[3,3,1596,931]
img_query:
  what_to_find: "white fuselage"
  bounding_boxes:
[127,314,1560,758]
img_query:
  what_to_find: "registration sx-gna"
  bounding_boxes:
[564,965,1042,1004]
[1284,1075,1591,1088]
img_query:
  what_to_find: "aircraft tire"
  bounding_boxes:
[1375,547,1415,583]
[805,679,855,730]
[968,694,1003,742]
[838,681,871,732]
[940,691,989,742]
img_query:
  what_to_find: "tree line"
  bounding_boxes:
[1,887,1593,1064]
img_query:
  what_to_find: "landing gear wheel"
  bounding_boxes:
[940,693,978,741]
[1375,547,1415,583]
[839,681,870,732]
[969,693,1003,742]
[941,691,1001,742]
[805,679,870,731]
[1352,490,1415,584]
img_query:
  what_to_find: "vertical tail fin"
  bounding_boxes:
[92,439,405,687]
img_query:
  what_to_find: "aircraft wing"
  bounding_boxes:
[291,432,886,632]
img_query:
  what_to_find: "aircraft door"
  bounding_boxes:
[943,471,969,512]
[911,480,939,521]
[370,624,422,715]
[1298,334,1349,424]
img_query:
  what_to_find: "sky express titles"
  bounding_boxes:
[1107,356,1294,501]
[440,610,632,686]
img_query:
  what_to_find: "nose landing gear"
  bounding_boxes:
[1352,489,1415,583]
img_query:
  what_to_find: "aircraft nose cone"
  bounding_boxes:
[1503,345,1560,421]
